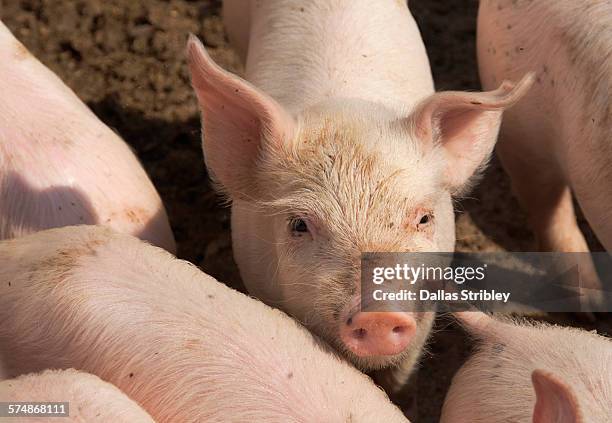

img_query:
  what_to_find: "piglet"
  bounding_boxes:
[191,0,532,390]
[440,311,612,422]
[0,21,175,252]
[0,225,408,423]
[0,369,155,422]
[478,1,612,301]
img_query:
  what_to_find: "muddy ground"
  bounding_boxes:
[2,1,610,421]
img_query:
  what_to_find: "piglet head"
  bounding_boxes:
[187,35,532,370]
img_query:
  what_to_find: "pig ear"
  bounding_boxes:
[186,34,296,198]
[411,73,534,192]
[531,369,583,423]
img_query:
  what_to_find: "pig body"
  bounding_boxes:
[0,369,155,422]
[0,225,408,423]
[0,21,175,252]
[478,1,612,254]
[188,0,531,388]
[440,312,612,422]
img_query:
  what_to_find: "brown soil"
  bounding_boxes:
[2,1,609,421]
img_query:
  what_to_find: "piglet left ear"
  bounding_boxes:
[531,369,583,423]
[186,34,295,198]
[411,73,534,193]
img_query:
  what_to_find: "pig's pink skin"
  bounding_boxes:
[440,312,612,422]
[0,369,155,423]
[0,226,408,423]
[0,22,175,253]
[478,1,612,254]
[191,0,533,389]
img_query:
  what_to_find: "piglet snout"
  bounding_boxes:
[340,312,416,357]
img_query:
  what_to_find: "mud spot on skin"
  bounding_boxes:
[113,207,150,226]
[125,209,144,224]
[492,343,506,354]
[184,339,201,350]
[129,373,134,378]
[33,237,107,278]
[13,41,30,60]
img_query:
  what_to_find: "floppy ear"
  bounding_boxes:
[186,34,296,198]
[531,369,583,423]
[411,73,533,192]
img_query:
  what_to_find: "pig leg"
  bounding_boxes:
[567,143,612,253]
[497,127,603,311]
[497,135,586,253]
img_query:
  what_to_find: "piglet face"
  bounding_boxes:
[187,35,533,370]
[251,103,449,369]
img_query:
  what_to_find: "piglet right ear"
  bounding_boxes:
[531,369,583,423]
[187,35,295,198]
[410,74,533,193]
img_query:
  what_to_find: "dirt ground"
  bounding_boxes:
[2,1,610,421]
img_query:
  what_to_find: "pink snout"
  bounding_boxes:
[339,312,416,357]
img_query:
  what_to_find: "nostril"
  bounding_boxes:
[352,328,367,339]
[392,326,405,334]
[346,317,352,326]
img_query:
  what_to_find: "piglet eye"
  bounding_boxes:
[418,213,434,228]
[419,214,431,225]
[290,218,309,234]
